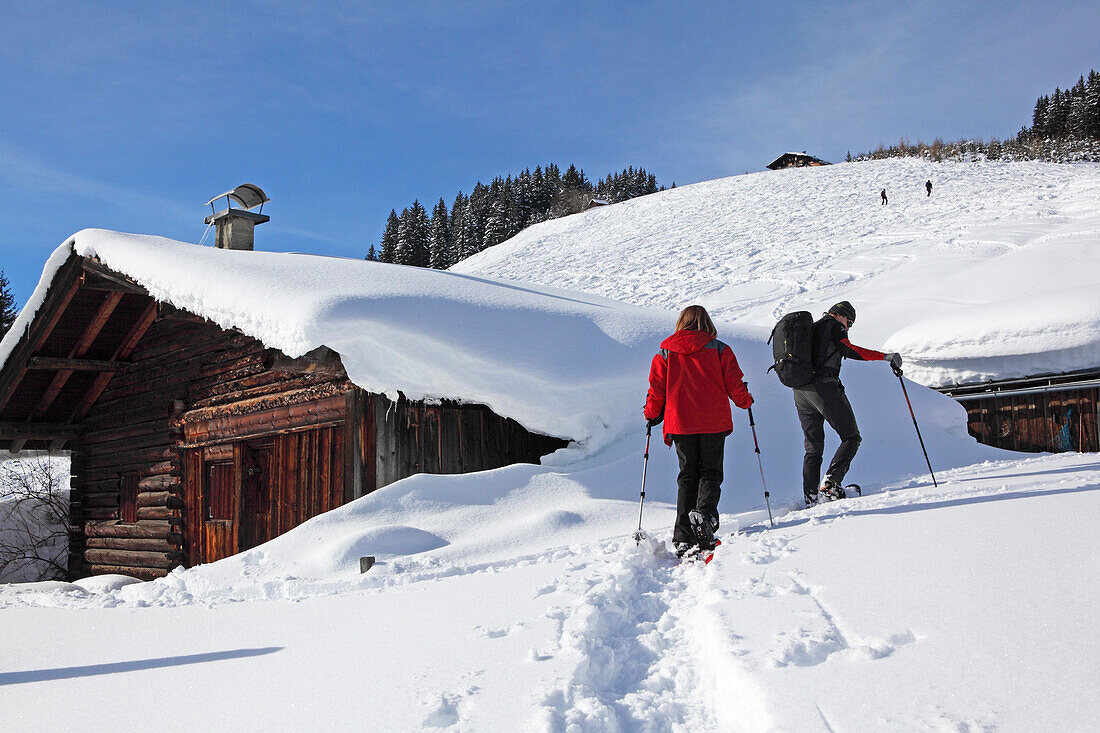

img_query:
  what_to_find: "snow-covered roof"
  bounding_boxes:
[0,229,674,450]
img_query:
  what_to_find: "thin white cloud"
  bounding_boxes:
[0,139,195,223]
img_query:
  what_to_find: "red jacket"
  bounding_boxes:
[644,330,754,446]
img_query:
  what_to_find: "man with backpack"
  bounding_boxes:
[769,301,901,506]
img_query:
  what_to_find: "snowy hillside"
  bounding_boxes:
[454,159,1100,388]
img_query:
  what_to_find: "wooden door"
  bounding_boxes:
[203,461,237,563]
[239,440,274,552]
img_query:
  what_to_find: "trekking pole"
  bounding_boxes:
[893,363,938,487]
[747,405,774,528]
[632,425,653,543]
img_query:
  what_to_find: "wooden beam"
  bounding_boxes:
[0,256,84,413]
[9,439,26,454]
[156,303,207,323]
[74,291,125,354]
[80,275,143,293]
[0,422,80,440]
[28,357,128,372]
[33,291,125,419]
[80,259,148,295]
[68,299,158,423]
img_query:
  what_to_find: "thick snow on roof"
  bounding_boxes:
[454,158,1100,386]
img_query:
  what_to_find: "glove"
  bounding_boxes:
[646,415,663,428]
[886,352,903,376]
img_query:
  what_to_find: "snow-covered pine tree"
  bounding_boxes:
[466,183,490,254]
[482,179,508,250]
[380,210,400,263]
[428,198,450,269]
[403,200,431,267]
[450,192,468,263]
[1086,71,1100,140]
[0,270,17,337]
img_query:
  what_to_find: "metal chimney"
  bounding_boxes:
[204,184,270,250]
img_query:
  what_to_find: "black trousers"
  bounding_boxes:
[794,381,861,501]
[671,433,725,545]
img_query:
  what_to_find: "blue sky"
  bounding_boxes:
[1,1,1097,304]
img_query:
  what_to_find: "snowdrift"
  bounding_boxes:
[454,158,1100,387]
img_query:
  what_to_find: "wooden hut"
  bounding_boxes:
[766,152,830,170]
[938,369,1100,453]
[0,251,568,580]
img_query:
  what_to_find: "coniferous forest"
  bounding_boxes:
[853,70,1100,163]
[367,164,662,268]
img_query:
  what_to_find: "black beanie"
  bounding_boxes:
[828,301,856,324]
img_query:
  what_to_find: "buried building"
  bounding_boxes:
[0,213,578,580]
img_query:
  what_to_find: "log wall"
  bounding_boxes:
[961,387,1099,453]
[72,309,350,579]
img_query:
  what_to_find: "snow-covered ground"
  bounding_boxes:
[1,160,1098,730]
[2,452,1096,730]
[454,159,1100,387]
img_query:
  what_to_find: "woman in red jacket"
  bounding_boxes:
[644,305,754,555]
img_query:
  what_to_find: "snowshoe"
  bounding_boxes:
[678,539,720,565]
[819,478,846,502]
[688,510,718,548]
[844,484,862,497]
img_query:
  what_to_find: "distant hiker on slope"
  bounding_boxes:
[793,301,900,506]
[643,305,754,557]
[881,188,888,205]
[926,179,933,196]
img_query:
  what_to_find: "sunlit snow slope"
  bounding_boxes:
[454,159,1100,387]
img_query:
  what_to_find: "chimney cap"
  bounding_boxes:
[205,183,270,212]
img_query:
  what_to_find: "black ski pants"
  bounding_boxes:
[671,432,725,545]
[794,380,861,501]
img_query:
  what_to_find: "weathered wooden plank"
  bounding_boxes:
[84,548,181,570]
[137,474,178,492]
[137,505,177,521]
[86,537,179,552]
[343,389,361,503]
[189,373,340,410]
[84,521,180,541]
[136,491,183,509]
[331,426,345,510]
[461,408,484,474]
[88,565,169,581]
[420,407,441,474]
[81,259,148,295]
[83,492,120,509]
[440,408,463,475]
[27,357,128,372]
[83,417,175,445]
[0,422,80,440]
[180,393,346,446]
[180,449,202,567]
